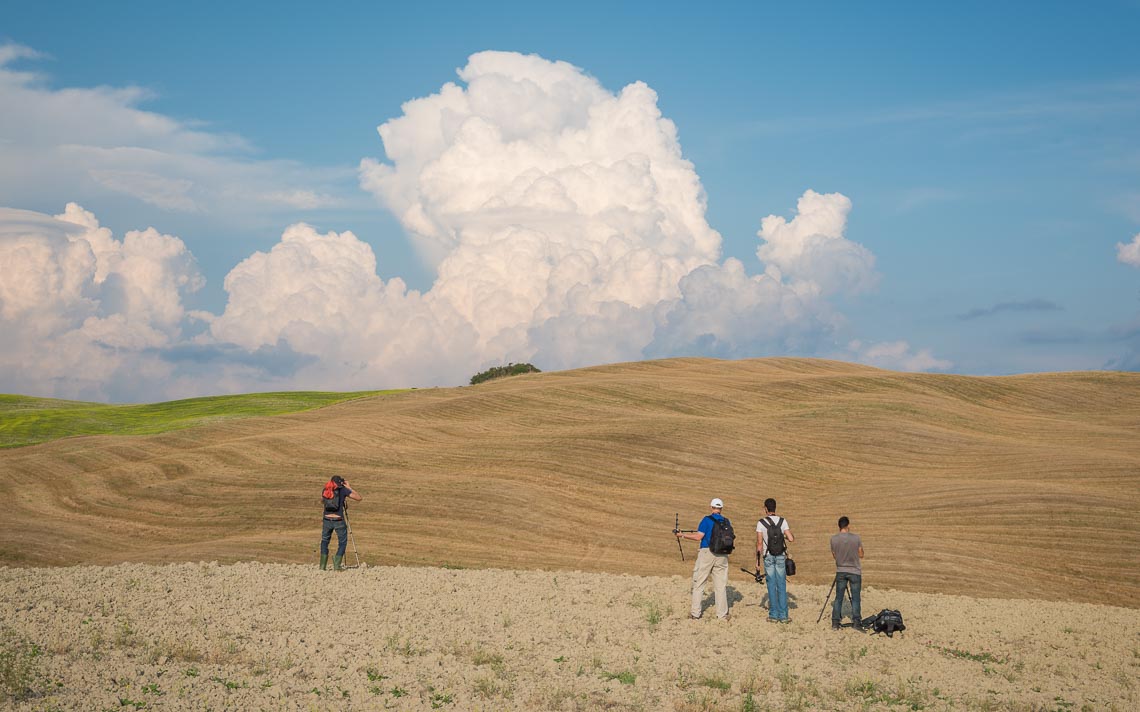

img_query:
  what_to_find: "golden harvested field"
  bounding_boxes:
[1,357,1138,608]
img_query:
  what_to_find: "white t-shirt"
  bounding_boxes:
[756,515,790,556]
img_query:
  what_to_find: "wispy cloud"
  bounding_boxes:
[1021,318,1140,346]
[0,42,358,226]
[957,298,1063,321]
[729,78,1140,140]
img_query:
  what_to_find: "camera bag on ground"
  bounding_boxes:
[759,517,787,556]
[708,516,736,555]
[861,609,906,637]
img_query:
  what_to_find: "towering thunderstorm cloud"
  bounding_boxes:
[0,51,941,401]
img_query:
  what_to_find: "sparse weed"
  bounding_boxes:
[471,649,503,667]
[929,644,1007,665]
[141,683,163,696]
[430,690,454,708]
[473,676,513,699]
[601,670,636,685]
[0,631,46,702]
[739,670,771,695]
[675,690,721,712]
[113,620,137,649]
[842,675,930,709]
[676,666,692,690]
[209,676,246,690]
[384,634,423,657]
[698,675,731,691]
[631,594,671,627]
[533,688,587,710]
[366,666,388,682]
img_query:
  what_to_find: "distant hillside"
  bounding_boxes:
[1,358,1137,608]
[0,390,401,448]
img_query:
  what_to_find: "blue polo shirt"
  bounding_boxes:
[697,513,727,549]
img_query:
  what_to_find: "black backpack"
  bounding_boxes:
[861,609,906,637]
[760,517,787,556]
[323,490,342,515]
[707,516,735,555]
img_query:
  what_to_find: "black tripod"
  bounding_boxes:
[817,575,853,625]
[342,501,363,569]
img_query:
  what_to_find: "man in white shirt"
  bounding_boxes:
[757,497,794,623]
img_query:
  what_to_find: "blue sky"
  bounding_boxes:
[1,1,1139,400]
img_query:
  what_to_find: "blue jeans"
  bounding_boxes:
[320,518,348,556]
[763,554,788,620]
[832,572,862,625]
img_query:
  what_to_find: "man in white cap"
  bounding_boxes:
[677,498,734,620]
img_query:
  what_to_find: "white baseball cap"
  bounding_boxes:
[710,498,724,508]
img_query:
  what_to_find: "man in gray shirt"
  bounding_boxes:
[830,516,864,630]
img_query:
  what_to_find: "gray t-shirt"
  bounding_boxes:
[830,532,862,574]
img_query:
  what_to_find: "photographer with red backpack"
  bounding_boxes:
[319,476,362,571]
[677,498,735,621]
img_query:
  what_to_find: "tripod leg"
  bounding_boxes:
[817,577,837,624]
[343,509,362,568]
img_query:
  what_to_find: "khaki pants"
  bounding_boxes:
[690,548,729,618]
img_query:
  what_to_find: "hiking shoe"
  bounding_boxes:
[688,614,702,620]
[718,614,730,622]
[767,617,780,624]
[780,618,792,624]
[831,621,841,630]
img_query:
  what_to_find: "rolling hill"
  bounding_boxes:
[1,358,1137,607]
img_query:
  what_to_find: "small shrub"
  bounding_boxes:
[470,363,541,385]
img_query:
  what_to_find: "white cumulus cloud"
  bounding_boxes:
[0,204,203,400]
[2,51,950,400]
[1117,232,1140,267]
[845,340,953,372]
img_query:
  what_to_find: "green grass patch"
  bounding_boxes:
[697,675,731,691]
[601,670,636,685]
[928,644,1006,664]
[0,390,403,448]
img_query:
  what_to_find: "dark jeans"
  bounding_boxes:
[832,572,862,625]
[320,518,348,556]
